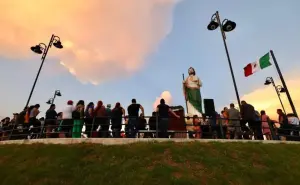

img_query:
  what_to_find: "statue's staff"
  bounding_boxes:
[182,73,189,114]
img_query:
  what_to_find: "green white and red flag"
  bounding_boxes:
[244,52,272,77]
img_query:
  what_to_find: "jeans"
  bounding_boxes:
[128,117,138,138]
[158,118,169,138]
[112,128,121,138]
[250,120,263,140]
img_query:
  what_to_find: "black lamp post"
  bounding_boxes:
[25,34,63,107]
[46,90,62,104]
[264,77,286,113]
[207,11,241,109]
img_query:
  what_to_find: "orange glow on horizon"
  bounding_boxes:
[240,77,300,119]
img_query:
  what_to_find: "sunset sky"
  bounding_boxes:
[0,0,300,119]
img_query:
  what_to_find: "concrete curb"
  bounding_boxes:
[1,138,300,145]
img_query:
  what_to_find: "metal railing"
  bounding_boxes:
[1,116,300,141]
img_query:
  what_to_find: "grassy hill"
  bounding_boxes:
[1,141,300,185]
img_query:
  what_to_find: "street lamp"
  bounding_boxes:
[207,11,241,109]
[25,35,63,107]
[46,90,62,104]
[46,98,54,105]
[276,85,286,93]
[264,77,286,113]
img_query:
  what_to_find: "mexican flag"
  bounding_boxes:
[244,52,272,77]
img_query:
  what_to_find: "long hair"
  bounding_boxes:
[114,102,121,110]
[188,67,196,75]
[94,101,103,112]
[85,102,94,116]
[85,102,94,111]
[77,100,85,107]
[75,100,85,113]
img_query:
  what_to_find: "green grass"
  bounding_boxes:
[0,142,300,185]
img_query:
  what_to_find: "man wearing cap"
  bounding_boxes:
[61,100,75,137]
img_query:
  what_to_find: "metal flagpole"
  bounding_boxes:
[270,50,298,117]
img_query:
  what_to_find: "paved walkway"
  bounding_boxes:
[1,138,300,145]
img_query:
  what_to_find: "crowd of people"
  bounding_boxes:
[216,101,299,141]
[0,98,181,140]
[0,99,299,141]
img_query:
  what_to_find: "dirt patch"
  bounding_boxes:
[30,178,71,185]
[35,157,49,165]
[82,154,102,162]
[163,149,180,167]
[229,152,239,160]
[194,162,205,170]
[252,162,266,169]
[160,149,207,171]
[146,165,155,170]
[200,143,220,156]
[172,172,183,179]
[0,156,10,164]
[251,153,266,169]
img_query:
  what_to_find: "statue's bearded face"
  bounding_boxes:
[188,67,195,75]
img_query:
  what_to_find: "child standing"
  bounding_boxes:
[261,110,271,140]
[193,115,201,139]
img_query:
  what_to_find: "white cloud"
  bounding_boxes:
[153,91,173,110]
[0,0,181,84]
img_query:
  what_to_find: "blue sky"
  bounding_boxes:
[1,0,300,118]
